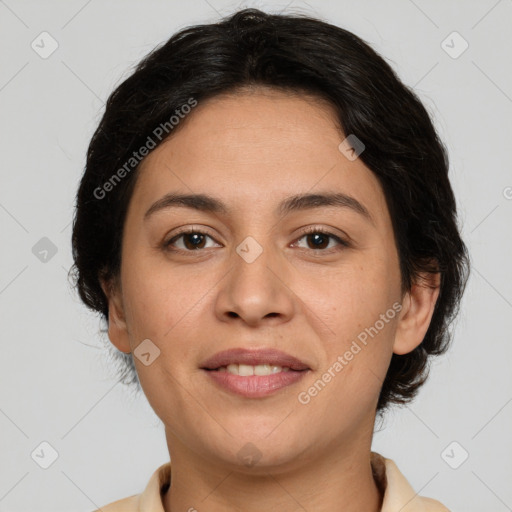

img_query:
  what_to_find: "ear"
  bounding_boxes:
[393,271,441,355]
[100,276,131,354]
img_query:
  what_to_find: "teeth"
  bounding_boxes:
[238,364,253,376]
[254,364,273,376]
[220,364,290,376]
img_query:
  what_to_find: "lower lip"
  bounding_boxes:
[203,369,309,398]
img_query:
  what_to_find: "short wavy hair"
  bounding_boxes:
[71,8,469,411]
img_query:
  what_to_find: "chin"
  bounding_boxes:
[209,429,311,473]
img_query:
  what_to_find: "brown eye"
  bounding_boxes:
[181,232,207,250]
[294,228,349,252]
[165,230,219,252]
[305,232,330,250]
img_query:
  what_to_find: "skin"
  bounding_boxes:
[101,87,439,512]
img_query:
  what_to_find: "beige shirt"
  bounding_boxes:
[94,453,449,511]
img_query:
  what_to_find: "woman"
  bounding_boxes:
[71,8,469,511]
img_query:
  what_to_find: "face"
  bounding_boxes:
[103,88,437,472]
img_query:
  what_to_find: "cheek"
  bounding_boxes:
[303,307,397,424]
[307,249,399,388]
[316,254,399,334]
[119,253,186,351]
[119,259,203,419]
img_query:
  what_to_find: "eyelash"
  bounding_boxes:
[163,226,349,254]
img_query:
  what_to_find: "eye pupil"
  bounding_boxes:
[308,233,329,249]
[184,233,206,250]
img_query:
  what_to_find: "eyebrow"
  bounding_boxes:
[144,191,373,223]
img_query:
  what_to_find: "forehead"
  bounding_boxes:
[162,88,343,162]
[132,89,388,223]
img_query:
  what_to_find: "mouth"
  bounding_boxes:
[200,347,310,372]
[200,348,310,398]
[207,363,298,376]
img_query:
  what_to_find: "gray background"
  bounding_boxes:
[1,0,511,510]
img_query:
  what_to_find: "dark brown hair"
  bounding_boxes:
[71,8,469,411]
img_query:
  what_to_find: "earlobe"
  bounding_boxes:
[393,272,441,355]
[99,276,132,354]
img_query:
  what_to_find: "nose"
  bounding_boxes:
[214,236,296,327]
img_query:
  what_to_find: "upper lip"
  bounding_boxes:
[200,348,310,371]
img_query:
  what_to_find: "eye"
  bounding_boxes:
[164,228,220,251]
[163,226,349,253]
[293,227,349,252]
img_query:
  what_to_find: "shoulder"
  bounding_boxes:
[372,453,451,512]
[92,461,171,512]
[418,497,451,511]
[91,494,139,511]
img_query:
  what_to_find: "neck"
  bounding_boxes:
[162,427,382,512]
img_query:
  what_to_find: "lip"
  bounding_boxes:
[200,348,311,398]
[204,369,309,398]
[200,348,310,371]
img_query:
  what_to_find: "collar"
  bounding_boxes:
[127,452,449,511]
